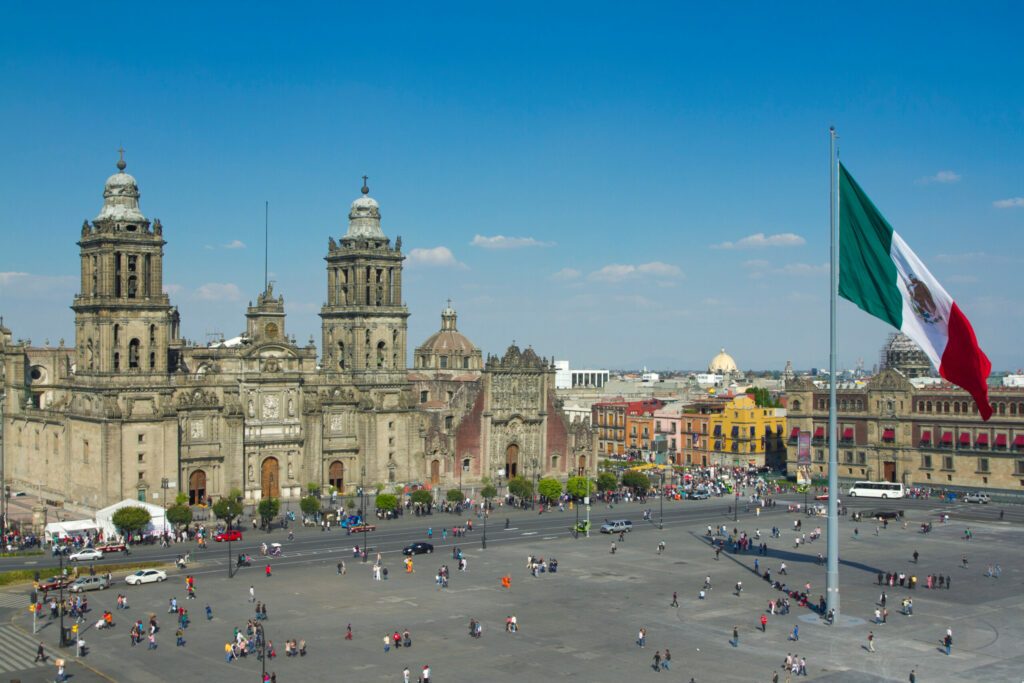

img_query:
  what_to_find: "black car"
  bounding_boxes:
[870,510,902,520]
[402,542,434,555]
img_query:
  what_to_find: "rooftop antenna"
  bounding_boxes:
[264,200,269,294]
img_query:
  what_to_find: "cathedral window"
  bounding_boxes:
[377,341,386,368]
[129,338,141,369]
[463,357,469,369]
[440,356,448,369]
[420,390,429,404]
[149,324,156,345]
[82,439,89,463]
[114,252,122,297]
[149,352,156,369]
[114,351,120,371]
[114,324,120,345]
[91,255,98,295]
[143,254,151,296]
[338,342,346,370]
[445,416,454,429]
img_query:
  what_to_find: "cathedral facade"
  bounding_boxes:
[0,161,594,513]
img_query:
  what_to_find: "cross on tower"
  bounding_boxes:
[361,175,369,195]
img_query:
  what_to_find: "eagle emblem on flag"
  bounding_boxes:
[903,273,944,325]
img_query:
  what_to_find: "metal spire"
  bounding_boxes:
[361,175,369,195]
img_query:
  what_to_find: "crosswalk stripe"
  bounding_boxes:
[0,592,30,608]
[0,625,46,673]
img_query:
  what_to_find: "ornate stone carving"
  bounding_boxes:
[330,413,344,432]
[190,420,205,439]
[263,394,279,419]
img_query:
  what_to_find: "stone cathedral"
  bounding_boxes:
[0,160,594,513]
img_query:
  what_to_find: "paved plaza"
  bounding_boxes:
[3,498,1023,682]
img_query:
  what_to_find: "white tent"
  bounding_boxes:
[44,519,101,541]
[95,499,171,538]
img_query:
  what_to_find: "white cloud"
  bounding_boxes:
[194,282,242,302]
[917,170,961,185]
[0,271,77,297]
[742,259,770,270]
[470,234,554,249]
[407,246,467,269]
[712,232,806,249]
[224,240,246,249]
[163,284,184,296]
[550,268,581,281]
[744,261,828,279]
[993,197,1024,209]
[587,261,683,283]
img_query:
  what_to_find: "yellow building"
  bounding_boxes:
[705,395,786,469]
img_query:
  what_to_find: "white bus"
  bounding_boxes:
[847,481,905,499]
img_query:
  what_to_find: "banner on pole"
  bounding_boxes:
[796,431,812,485]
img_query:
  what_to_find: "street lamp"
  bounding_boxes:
[57,551,66,647]
[255,622,266,682]
[659,470,665,530]
[531,456,539,510]
[733,491,739,523]
[360,465,367,562]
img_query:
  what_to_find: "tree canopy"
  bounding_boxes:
[446,488,463,503]
[212,488,244,526]
[480,484,498,500]
[538,477,563,502]
[111,506,151,535]
[299,495,321,518]
[597,471,618,492]
[410,489,433,506]
[507,476,533,500]
[376,493,399,512]
[257,497,281,525]
[621,470,651,493]
[165,503,193,530]
[566,476,594,499]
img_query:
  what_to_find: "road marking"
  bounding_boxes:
[521,532,538,536]
[0,624,46,674]
[504,528,520,531]
[543,536,558,540]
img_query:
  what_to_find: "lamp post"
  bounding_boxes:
[360,465,367,562]
[733,491,739,523]
[659,470,665,530]
[255,621,266,682]
[531,456,539,510]
[57,551,66,647]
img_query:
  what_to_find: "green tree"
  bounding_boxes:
[538,477,563,503]
[212,488,244,529]
[621,470,651,494]
[410,489,433,506]
[257,497,281,527]
[376,493,399,512]
[597,471,618,492]
[299,495,321,518]
[748,387,779,408]
[174,492,189,506]
[111,506,152,536]
[507,476,533,500]
[446,488,463,503]
[374,483,385,495]
[165,503,193,530]
[346,498,356,510]
[306,482,321,496]
[566,475,594,500]
[480,484,498,501]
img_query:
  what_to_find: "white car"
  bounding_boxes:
[68,548,103,562]
[964,492,991,504]
[125,569,167,585]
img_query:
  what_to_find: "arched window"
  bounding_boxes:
[999,403,1006,415]
[954,402,961,414]
[792,400,801,411]
[926,401,932,412]
[149,324,156,345]
[113,324,120,345]
[149,352,156,369]
[377,341,386,368]
[128,338,140,369]
[113,351,120,371]
[338,342,346,370]
[944,402,950,413]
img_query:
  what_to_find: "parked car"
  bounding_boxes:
[68,548,104,562]
[599,520,634,534]
[402,542,434,555]
[964,492,991,504]
[870,510,902,521]
[214,530,243,542]
[69,576,110,593]
[125,569,167,585]
[37,576,71,592]
[687,491,710,500]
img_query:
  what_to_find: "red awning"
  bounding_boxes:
[882,428,895,440]
[1014,435,1024,448]
[813,427,824,438]
[941,432,953,444]
[842,428,854,440]
[995,434,1007,447]
[790,427,799,439]
[976,434,989,446]
[959,432,971,445]
[920,431,932,443]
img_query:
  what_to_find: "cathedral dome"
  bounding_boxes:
[708,347,738,374]
[94,157,146,224]
[418,302,477,355]
[345,177,385,239]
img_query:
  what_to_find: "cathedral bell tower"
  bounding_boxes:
[320,178,409,381]
[72,155,175,377]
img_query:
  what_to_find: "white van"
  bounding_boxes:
[600,520,634,534]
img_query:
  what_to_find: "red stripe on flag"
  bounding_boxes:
[939,302,993,421]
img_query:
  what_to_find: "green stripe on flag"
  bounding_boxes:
[838,163,903,330]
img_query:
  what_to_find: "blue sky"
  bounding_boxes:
[1,3,1022,371]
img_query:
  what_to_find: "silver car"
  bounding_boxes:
[69,576,110,593]
[964,492,991,504]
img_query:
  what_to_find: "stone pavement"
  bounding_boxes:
[4,498,1023,682]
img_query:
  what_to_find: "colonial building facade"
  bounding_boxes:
[784,370,1024,494]
[1,161,594,513]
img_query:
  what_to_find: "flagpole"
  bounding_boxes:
[826,126,841,620]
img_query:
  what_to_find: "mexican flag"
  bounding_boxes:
[838,163,993,420]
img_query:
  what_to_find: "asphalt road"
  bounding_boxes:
[2,492,1016,574]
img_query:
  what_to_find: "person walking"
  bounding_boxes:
[760,614,768,632]
[670,591,678,608]
[636,628,646,648]
[790,624,799,641]
[249,585,255,602]
[943,632,952,655]
[912,550,919,564]
[732,625,739,647]
[652,650,662,671]
[34,641,46,662]
[867,631,875,653]
[662,648,671,671]
[421,664,431,683]
[909,669,916,683]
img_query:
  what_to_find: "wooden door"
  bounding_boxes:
[261,457,280,498]
[188,469,207,505]
[505,444,519,478]
[430,459,441,486]
[328,461,344,492]
[883,461,896,483]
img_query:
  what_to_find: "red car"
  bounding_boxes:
[37,576,71,591]
[96,543,126,553]
[214,530,243,542]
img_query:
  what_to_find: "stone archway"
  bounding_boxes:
[577,455,587,476]
[505,444,519,478]
[328,461,344,492]
[188,469,207,505]
[261,456,280,498]
[430,459,441,486]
